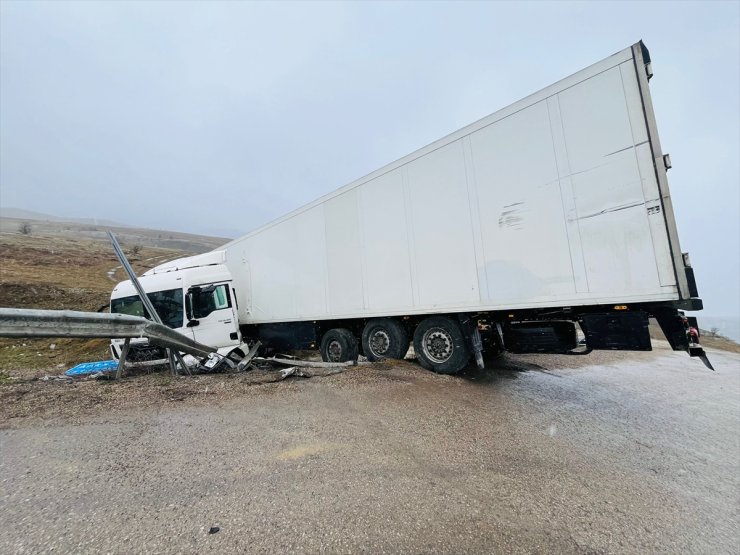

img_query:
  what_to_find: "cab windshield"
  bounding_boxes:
[111,288,184,329]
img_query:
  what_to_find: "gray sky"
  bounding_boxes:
[1,0,738,318]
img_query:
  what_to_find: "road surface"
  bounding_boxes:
[1,345,738,553]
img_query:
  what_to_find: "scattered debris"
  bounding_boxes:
[273,365,345,381]
[15,336,354,387]
[236,340,261,372]
[261,356,367,369]
[39,375,72,382]
[65,360,119,377]
[208,527,220,535]
[278,366,297,379]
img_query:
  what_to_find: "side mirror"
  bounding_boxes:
[186,292,195,321]
[186,319,200,328]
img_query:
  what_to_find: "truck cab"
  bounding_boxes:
[109,250,241,361]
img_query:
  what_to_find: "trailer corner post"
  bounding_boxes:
[631,41,691,300]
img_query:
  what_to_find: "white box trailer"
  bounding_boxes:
[111,41,709,373]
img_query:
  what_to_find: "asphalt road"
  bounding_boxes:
[1,345,738,554]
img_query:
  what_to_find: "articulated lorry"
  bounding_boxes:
[110,41,710,374]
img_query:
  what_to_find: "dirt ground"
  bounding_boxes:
[1,344,738,554]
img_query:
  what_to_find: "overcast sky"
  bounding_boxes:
[1,1,738,318]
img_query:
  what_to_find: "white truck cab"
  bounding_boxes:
[109,250,241,361]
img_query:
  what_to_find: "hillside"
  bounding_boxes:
[0,217,229,375]
[0,206,128,228]
[0,215,229,253]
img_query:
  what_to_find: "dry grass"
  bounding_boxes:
[698,334,740,354]
[0,232,185,292]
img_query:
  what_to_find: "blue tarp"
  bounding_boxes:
[65,360,119,377]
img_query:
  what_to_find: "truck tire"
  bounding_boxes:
[413,316,470,374]
[320,328,359,363]
[361,318,409,361]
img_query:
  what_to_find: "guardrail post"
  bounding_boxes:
[115,338,131,380]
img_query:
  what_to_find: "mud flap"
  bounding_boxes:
[653,308,714,371]
[458,314,484,369]
[689,345,714,370]
[686,317,714,370]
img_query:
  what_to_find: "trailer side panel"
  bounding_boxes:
[227,43,682,325]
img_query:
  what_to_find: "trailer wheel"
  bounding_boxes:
[413,316,470,374]
[361,318,409,361]
[320,328,359,363]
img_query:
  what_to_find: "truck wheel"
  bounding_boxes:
[413,316,470,374]
[320,328,359,363]
[361,318,409,361]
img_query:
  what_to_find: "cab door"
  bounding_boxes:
[186,282,241,348]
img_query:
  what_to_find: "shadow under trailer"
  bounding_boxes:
[111,41,711,374]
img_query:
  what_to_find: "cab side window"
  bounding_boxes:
[193,284,231,319]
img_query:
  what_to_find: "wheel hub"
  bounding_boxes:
[369,329,391,357]
[423,328,454,363]
[327,340,343,362]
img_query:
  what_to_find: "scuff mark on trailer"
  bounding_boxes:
[603,140,649,157]
[573,200,645,221]
[498,202,525,229]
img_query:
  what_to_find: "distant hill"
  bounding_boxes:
[0,208,229,254]
[0,206,129,228]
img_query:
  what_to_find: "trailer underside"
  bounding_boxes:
[240,301,712,374]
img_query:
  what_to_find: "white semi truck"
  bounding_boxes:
[110,41,709,374]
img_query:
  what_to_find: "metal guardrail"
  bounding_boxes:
[0,307,216,358]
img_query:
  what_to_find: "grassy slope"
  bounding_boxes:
[0,228,211,378]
